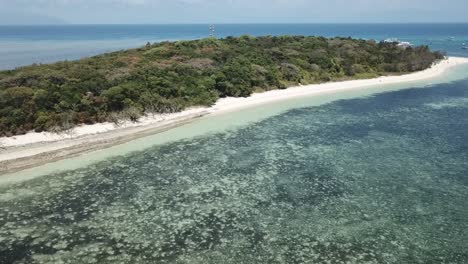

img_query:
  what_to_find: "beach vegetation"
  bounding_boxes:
[0,35,444,136]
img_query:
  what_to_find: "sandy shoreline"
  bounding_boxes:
[2,56,468,174]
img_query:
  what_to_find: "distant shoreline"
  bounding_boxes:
[1,56,468,175]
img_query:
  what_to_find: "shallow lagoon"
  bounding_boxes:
[1,67,468,263]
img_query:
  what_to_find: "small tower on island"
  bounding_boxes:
[209,24,216,38]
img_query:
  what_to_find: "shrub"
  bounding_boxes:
[0,36,442,136]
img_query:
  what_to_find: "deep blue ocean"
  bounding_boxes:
[1,23,468,69]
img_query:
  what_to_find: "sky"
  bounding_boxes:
[0,0,467,25]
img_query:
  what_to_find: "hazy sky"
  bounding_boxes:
[0,0,467,24]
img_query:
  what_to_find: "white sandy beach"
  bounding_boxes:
[1,56,468,172]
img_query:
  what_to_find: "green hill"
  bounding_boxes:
[0,35,444,136]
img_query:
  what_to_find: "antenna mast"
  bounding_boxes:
[209,24,216,38]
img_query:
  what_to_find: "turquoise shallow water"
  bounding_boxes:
[1,65,468,263]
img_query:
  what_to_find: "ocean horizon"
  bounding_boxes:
[1,23,468,70]
[3,0,468,262]
[2,21,468,263]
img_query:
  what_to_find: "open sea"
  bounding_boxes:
[0,23,468,70]
[1,24,468,263]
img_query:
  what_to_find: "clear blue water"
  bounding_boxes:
[1,70,468,263]
[1,24,468,263]
[1,23,468,69]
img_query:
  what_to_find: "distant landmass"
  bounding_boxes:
[0,12,67,25]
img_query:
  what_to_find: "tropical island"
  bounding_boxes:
[0,35,444,137]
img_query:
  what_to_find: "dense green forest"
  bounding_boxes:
[0,35,444,136]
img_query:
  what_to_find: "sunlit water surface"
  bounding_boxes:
[1,66,468,263]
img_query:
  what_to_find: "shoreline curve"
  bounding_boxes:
[1,56,468,175]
